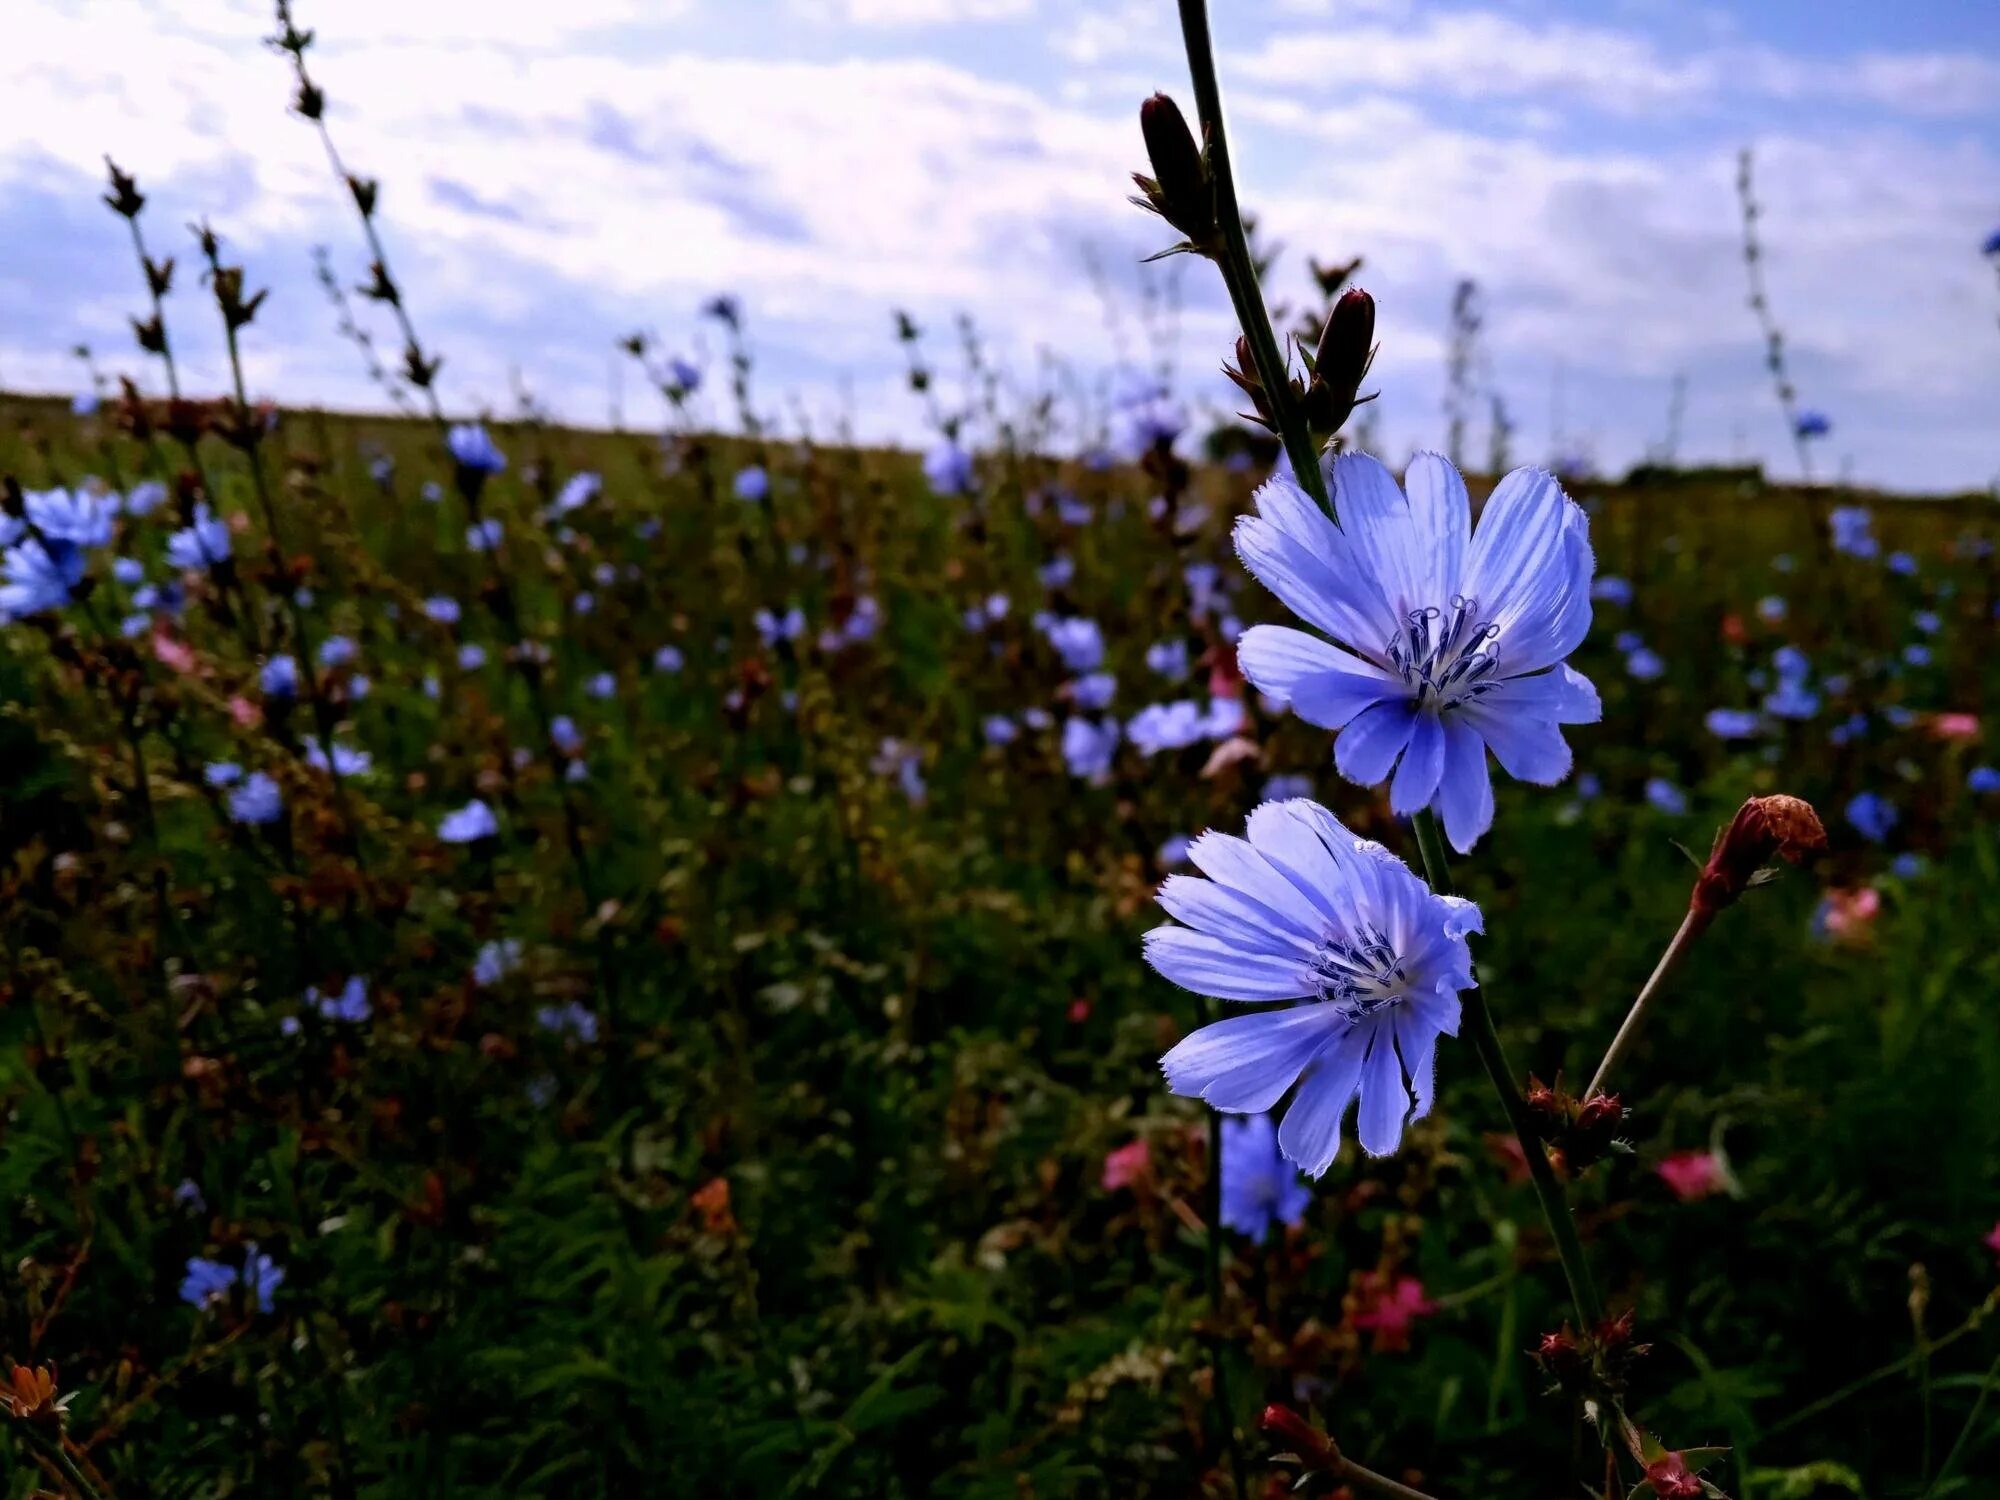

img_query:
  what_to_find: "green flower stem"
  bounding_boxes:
[1585,908,1702,1101]
[1172,0,1335,524]
[1411,809,1602,1328]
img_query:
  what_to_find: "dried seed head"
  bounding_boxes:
[1691,793,1826,923]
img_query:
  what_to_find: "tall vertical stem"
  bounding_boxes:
[1173,0,1335,523]
[1410,810,1601,1327]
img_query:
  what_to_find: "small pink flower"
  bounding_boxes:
[1067,997,1091,1024]
[227,695,262,729]
[1349,1273,1436,1352]
[1656,1149,1727,1202]
[1929,712,1980,741]
[1983,1221,2000,1262]
[152,631,197,675]
[1815,886,1881,945]
[1101,1139,1150,1192]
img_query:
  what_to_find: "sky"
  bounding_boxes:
[3,0,1997,492]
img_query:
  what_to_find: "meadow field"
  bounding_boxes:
[3,4,2000,1498]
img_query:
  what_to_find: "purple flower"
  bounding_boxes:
[1220,1112,1314,1243]
[1235,454,1599,852]
[733,465,769,502]
[653,644,684,673]
[308,976,370,1023]
[1829,507,1876,560]
[1153,799,1481,1172]
[1793,410,1831,439]
[227,772,283,826]
[551,471,601,515]
[536,1001,600,1043]
[1590,576,1632,608]
[1845,791,1897,842]
[0,538,86,617]
[447,423,507,474]
[982,714,1018,747]
[26,488,115,548]
[1041,615,1104,673]
[473,938,523,987]
[1705,709,1761,740]
[1644,777,1686,815]
[1969,766,2000,794]
[439,798,499,843]
[1061,716,1119,780]
[923,439,975,497]
[1071,672,1117,711]
[1147,639,1190,679]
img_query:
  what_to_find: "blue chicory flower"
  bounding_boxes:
[1152,798,1482,1172]
[1219,1112,1314,1243]
[1235,454,1599,852]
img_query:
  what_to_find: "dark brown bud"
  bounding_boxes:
[1302,287,1378,438]
[145,254,174,298]
[1308,255,1363,299]
[402,343,441,389]
[1531,1324,1588,1383]
[347,174,378,218]
[132,314,167,355]
[1568,1093,1624,1160]
[360,260,400,306]
[1523,1073,1565,1137]
[102,157,144,218]
[1690,794,1826,925]
[294,80,325,120]
[1131,93,1215,251]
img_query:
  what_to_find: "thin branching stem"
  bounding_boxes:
[1172,0,1334,523]
[1585,909,1701,1100]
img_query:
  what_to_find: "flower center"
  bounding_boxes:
[1385,597,1501,712]
[1312,923,1409,1023]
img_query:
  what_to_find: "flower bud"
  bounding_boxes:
[1259,1404,1336,1467]
[1302,288,1377,438]
[1131,93,1215,251]
[1690,794,1826,927]
[1531,1324,1588,1383]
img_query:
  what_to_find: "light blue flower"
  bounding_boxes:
[1042,615,1103,673]
[1829,507,1876,559]
[586,671,616,700]
[754,606,805,647]
[466,518,503,552]
[536,1001,600,1043]
[552,471,601,514]
[1127,700,1210,757]
[423,596,461,625]
[1185,563,1222,621]
[923,439,975,497]
[1891,853,1925,879]
[1590,576,1632,607]
[1903,644,1932,668]
[1757,594,1787,623]
[1153,798,1481,1172]
[1763,680,1819,719]
[1061,716,1119,780]
[1624,647,1664,681]
[550,715,583,754]
[1263,773,1314,802]
[1969,766,2000,794]
[448,423,507,474]
[1794,410,1831,439]
[113,556,144,585]
[1644,777,1686,815]
[309,976,370,1023]
[1913,609,1941,635]
[241,1245,284,1312]
[227,772,283,825]
[1220,1112,1313,1243]
[1845,791,1897,842]
[1072,672,1117,711]
[1157,833,1192,868]
[473,938,523,987]
[26,488,115,548]
[1887,551,1917,577]
[1038,555,1076,590]
[173,1179,205,1211]
[180,1257,238,1309]
[124,480,168,517]
[305,740,371,776]
[166,505,232,571]
[733,465,769,502]
[1705,708,1761,739]
[259,656,298,701]
[0,538,86,617]
[983,714,1018,746]
[653,644,684,673]
[439,798,499,843]
[457,643,488,671]
[1147,639,1190,679]
[1235,454,1599,852]
[317,635,357,669]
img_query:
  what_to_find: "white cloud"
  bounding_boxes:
[791,0,1034,24]
[1,0,1994,490]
